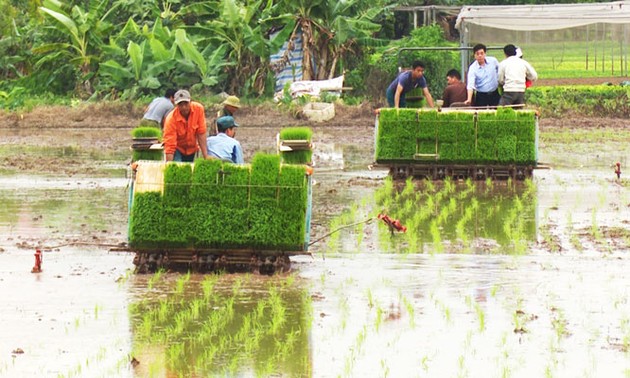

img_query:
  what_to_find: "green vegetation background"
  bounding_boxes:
[1,0,625,114]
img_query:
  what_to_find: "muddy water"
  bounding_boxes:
[1,127,629,377]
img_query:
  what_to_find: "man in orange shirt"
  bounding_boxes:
[163,90,209,162]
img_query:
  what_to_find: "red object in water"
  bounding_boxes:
[377,213,407,233]
[31,249,42,273]
[614,162,621,179]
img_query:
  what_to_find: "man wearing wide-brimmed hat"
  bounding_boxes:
[218,95,241,118]
[163,89,209,162]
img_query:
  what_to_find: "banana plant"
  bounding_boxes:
[99,19,227,97]
[174,29,228,87]
[189,0,294,95]
[35,0,122,95]
[276,0,386,80]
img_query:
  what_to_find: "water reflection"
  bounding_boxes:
[128,273,312,377]
[0,179,128,243]
[326,177,538,255]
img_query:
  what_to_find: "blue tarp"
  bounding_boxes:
[270,30,304,92]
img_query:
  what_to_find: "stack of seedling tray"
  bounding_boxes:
[375,107,538,179]
[278,126,313,164]
[128,153,311,253]
[131,126,163,162]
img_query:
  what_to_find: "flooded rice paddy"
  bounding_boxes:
[0,125,629,377]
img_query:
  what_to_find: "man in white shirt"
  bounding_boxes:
[498,44,538,106]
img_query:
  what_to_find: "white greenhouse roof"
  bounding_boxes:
[456,1,630,31]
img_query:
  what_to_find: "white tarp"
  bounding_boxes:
[274,75,344,101]
[456,1,630,32]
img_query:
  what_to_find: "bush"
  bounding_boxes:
[526,85,630,117]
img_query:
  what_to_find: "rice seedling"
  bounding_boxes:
[147,268,165,290]
[590,208,602,241]
[420,355,430,372]
[93,304,100,320]
[377,358,391,378]
[429,220,443,253]
[366,288,374,308]
[375,304,384,331]
[402,295,416,328]
[174,271,191,295]
[485,177,493,192]
[551,307,570,339]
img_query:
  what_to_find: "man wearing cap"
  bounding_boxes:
[163,89,209,162]
[206,116,244,164]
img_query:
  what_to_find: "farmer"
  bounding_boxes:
[217,95,241,118]
[211,95,241,135]
[140,88,176,128]
[465,44,500,107]
[163,89,209,162]
[442,69,468,107]
[498,44,538,106]
[386,61,435,108]
[206,116,244,164]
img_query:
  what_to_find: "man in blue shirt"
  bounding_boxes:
[465,44,500,107]
[207,116,244,164]
[386,61,435,108]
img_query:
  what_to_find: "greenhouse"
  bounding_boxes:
[456,1,630,79]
